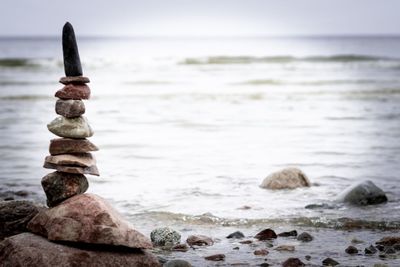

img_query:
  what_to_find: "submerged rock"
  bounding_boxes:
[27,193,152,249]
[41,171,88,207]
[226,231,245,239]
[0,233,160,267]
[278,230,298,237]
[254,249,269,255]
[49,138,99,155]
[47,116,93,139]
[164,259,192,267]
[0,200,40,240]
[150,227,181,247]
[255,228,277,240]
[282,257,305,267]
[338,180,387,206]
[55,83,91,100]
[297,232,313,242]
[376,236,400,246]
[322,257,339,266]
[260,167,310,190]
[186,235,213,246]
[172,243,189,252]
[55,99,85,118]
[275,245,295,252]
[204,254,225,261]
[365,245,377,254]
[345,245,359,254]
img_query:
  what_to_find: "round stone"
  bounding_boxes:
[55,99,85,118]
[47,116,93,139]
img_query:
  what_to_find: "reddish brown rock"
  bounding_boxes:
[44,153,96,167]
[204,254,225,261]
[255,229,277,240]
[49,138,98,155]
[172,243,189,252]
[186,235,214,246]
[376,236,400,246]
[41,171,88,207]
[59,76,90,84]
[43,162,99,176]
[27,193,152,249]
[55,99,85,118]
[0,233,160,267]
[55,83,91,100]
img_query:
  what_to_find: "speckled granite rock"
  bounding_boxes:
[150,227,181,247]
[260,167,310,190]
[55,99,85,118]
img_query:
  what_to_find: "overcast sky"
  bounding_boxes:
[1,0,399,37]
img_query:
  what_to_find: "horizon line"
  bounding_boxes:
[1,33,400,39]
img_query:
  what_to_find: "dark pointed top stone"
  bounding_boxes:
[62,22,83,76]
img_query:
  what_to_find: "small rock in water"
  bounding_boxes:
[55,99,85,118]
[260,167,310,190]
[254,249,269,256]
[351,237,364,244]
[41,171,88,207]
[304,203,336,209]
[204,254,225,261]
[59,76,90,84]
[297,232,313,242]
[47,116,93,139]
[282,257,305,267]
[278,230,298,237]
[186,235,213,246]
[304,255,311,261]
[150,227,181,247]
[393,243,400,251]
[227,231,245,239]
[275,245,295,252]
[43,162,99,176]
[0,200,40,240]
[239,240,252,244]
[322,257,339,266]
[365,245,378,254]
[338,180,387,206]
[49,138,98,155]
[376,244,385,251]
[164,259,192,267]
[345,245,358,254]
[172,243,189,252]
[44,153,96,168]
[55,84,91,100]
[384,247,396,254]
[255,229,277,240]
[376,236,400,246]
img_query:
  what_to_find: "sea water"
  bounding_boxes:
[1,36,400,234]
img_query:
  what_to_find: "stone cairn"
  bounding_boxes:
[0,22,160,266]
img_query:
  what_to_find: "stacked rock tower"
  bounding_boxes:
[43,22,98,207]
[0,22,161,266]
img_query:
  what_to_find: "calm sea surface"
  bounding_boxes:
[1,36,400,229]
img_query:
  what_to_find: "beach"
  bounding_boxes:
[1,36,400,266]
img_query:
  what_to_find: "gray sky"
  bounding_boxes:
[1,0,399,37]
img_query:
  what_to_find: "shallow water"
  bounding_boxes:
[1,37,400,259]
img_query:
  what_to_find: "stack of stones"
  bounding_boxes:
[0,22,160,267]
[43,75,98,207]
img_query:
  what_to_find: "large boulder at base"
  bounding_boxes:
[0,233,160,267]
[260,167,311,190]
[27,193,152,249]
[337,180,387,206]
[0,200,41,240]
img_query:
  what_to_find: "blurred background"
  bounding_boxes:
[1,0,400,228]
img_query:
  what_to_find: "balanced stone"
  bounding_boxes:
[44,153,95,168]
[49,138,98,155]
[0,233,160,267]
[62,22,83,76]
[47,116,93,138]
[27,193,153,249]
[41,171,88,207]
[43,162,99,176]
[59,76,90,84]
[55,99,85,118]
[55,84,91,100]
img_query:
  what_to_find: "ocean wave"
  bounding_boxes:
[132,211,400,231]
[181,54,398,65]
